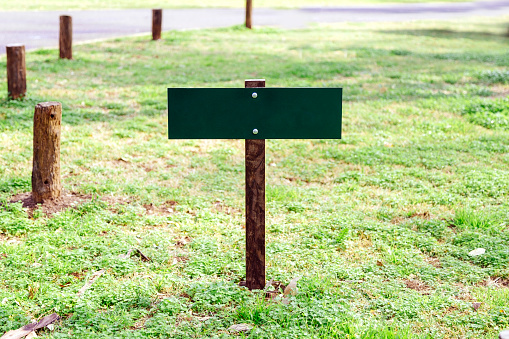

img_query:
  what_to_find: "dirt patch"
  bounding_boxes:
[455,291,474,302]
[69,271,87,280]
[480,277,509,288]
[425,257,442,268]
[9,191,91,217]
[175,237,192,247]
[175,256,189,263]
[213,201,241,215]
[404,279,431,294]
[100,195,132,208]
[391,211,431,224]
[144,201,178,215]
[179,292,191,300]
[490,85,509,98]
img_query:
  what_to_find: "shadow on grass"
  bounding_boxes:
[380,28,508,41]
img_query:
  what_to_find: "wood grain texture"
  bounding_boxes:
[59,15,72,59]
[246,0,252,29]
[6,44,26,99]
[152,9,162,40]
[32,102,62,203]
[245,79,265,290]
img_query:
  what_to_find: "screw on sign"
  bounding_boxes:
[167,80,342,290]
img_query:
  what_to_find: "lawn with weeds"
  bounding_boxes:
[0,17,509,338]
[0,0,475,11]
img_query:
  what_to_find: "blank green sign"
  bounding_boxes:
[168,88,342,139]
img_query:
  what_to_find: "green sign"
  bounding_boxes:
[168,88,342,139]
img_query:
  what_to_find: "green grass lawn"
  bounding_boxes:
[1,17,509,338]
[0,0,475,11]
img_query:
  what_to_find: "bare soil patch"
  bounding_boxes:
[391,211,431,225]
[175,237,192,248]
[404,279,431,294]
[213,200,241,215]
[425,256,442,268]
[9,191,91,217]
[144,200,178,215]
[480,277,509,288]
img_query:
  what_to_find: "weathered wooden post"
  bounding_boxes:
[32,102,62,203]
[59,15,72,59]
[246,0,253,29]
[167,82,342,290]
[245,79,266,289]
[6,44,26,99]
[152,9,162,40]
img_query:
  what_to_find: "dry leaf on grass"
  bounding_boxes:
[0,313,59,339]
[281,276,301,305]
[228,324,253,333]
[283,276,301,297]
[468,248,486,256]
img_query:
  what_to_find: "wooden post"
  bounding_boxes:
[6,44,26,100]
[32,102,62,203]
[245,79,265,290]
[246,0,253,29]
[152,9,162,40]
[59,15,72,59]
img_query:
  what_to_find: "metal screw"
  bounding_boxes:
[252,129,259,135]
[252,92,258,99]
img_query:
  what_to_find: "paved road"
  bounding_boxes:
[1,0,509,55]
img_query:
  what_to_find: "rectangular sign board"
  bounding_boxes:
[168,88,342,139]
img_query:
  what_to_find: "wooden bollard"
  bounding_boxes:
[59,15,72,59]
[246,0,253,29]
[6,44,26,100]
[245,79,266,290]
[32,102,62,203]
[152,9,162,40]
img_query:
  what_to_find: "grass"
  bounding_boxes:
[0,0,475,11]
[0,16,509,338]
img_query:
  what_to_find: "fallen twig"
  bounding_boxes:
[77,269,105,298]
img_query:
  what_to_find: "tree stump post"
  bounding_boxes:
[246,0,253,29]
[245,79,266,290]
[32,102,62,203]
[6,44,26,100]
[152,9,162,40]
[59,15,72,59]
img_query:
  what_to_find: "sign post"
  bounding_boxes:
[245,79,266,290]
[168,80,342,289]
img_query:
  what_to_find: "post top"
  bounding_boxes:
[245,79,266,88]
[36,102,62,108]
[6,44,24,48]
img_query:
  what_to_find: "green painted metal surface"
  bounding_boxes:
[168,88,342,139]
